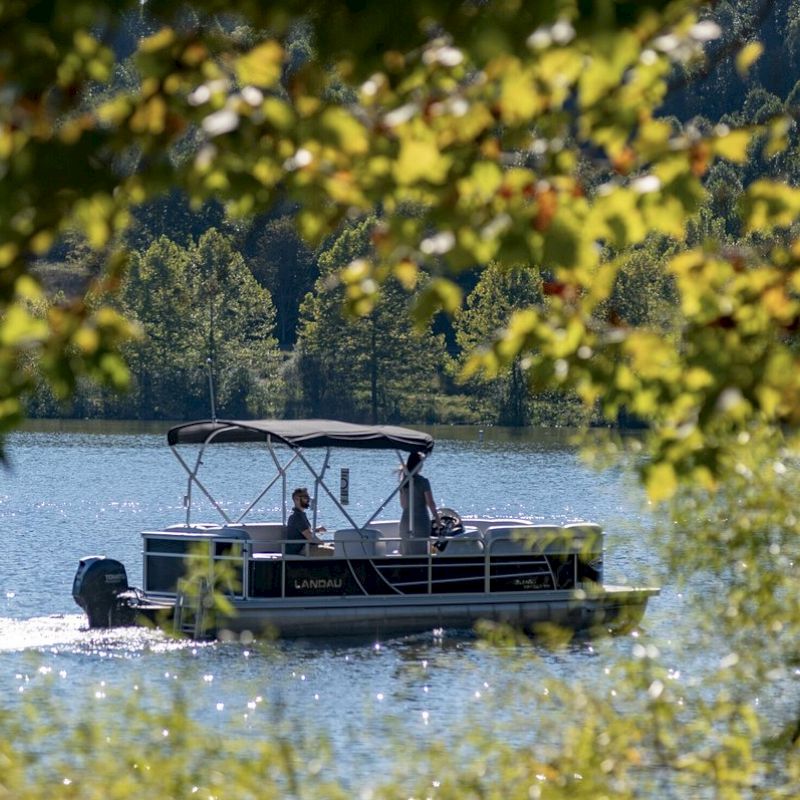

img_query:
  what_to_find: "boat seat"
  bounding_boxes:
[367,521,402,556]
[239,522,288,554]
[334,528,381,558]
[485,525,562,555]
[438,528,484,556]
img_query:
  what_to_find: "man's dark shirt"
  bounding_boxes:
[285,507,311,555]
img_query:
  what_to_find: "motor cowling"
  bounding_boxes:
[72,556,130,628]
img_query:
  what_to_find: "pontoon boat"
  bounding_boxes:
[73,419,659,638]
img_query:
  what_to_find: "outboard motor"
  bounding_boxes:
[73,556,131,628]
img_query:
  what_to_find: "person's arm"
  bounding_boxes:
[299,512,325,542]
[300,525,315,542]
[424,489,442,527]
[300,525,326,542]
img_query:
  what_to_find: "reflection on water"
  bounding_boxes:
[2,618,626,789]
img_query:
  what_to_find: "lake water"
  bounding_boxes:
[0,422,685,786]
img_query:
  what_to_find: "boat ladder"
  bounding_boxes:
[173,577,213,640]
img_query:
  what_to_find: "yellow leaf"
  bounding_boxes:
[412,279,462,329]
[99,353,131,390]
[0,305,48,346]
[635,119,672,155]
[320,107,369,155]
[762,286,794,321]
[684,367,713,391]
[644,461,677,503]
[296,96,321,117]
[262,98,294,131]
[461,348,498,380]
[0,126,14,159]
[235,41,284,89]
[456,161,503,207]
[139,28,175,54]
[0,243,19,267]
[394,260,419,290]
[394,136,450,185]
[756,383,781,418]
[766,116,791,158]
[736,41,763,76]
[432,278,463,313]
[341,258,371,284]
[73,327,100,354]
[712,130,751,163]
[741,180,800,233]
[499,63,542,124]
[97,97,131,126]
[30,231,53,255]
[129,96,167,135]
[15,275,42,301]
[252,158,282,187]
[615,364,637,392]
[578,57,614,108]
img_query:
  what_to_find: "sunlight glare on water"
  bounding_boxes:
[0,613,195,655]
[0,423,684,784]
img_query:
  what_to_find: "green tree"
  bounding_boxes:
[119,229,282,418]
[245,214,317,349]
[452,262,543,425]
[297,217,445,422]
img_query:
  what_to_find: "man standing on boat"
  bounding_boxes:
[286,487,326,555]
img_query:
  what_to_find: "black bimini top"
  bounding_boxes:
[166,419,434,454]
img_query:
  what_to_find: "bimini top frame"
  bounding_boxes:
[166,419,435,530]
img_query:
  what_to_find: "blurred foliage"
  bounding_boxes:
[4,0,800,796]
[452,262,545,425]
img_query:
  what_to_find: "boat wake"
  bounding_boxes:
[0,614,198,655]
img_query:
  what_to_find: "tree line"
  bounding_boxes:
[27,202,566,425]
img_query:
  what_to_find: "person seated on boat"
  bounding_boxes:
[285,487,327,556]
[399,452,442,556]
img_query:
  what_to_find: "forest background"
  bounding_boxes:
[25,0,800,429]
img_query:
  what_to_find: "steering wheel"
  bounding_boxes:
[432,507,463,537]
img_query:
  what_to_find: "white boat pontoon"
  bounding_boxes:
[73,419,659,638]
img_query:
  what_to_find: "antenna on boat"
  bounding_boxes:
[206,357,217,422]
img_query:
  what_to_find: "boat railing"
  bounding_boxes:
[142,522,604,600]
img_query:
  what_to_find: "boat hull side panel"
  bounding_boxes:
[214,588,657,638]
